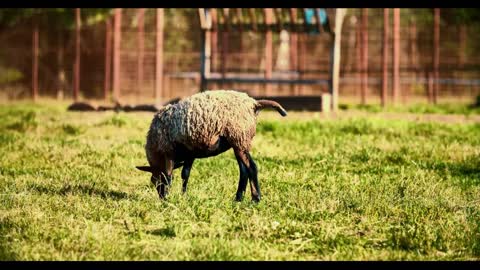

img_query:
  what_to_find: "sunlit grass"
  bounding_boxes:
[0,102,479,260]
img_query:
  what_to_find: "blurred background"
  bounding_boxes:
[0,8,479,107]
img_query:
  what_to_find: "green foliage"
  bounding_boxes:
[0,66,23,85]
[97,115,128,127]
[339,102,480,116]
[475,95,480,107]
[0,102,479,260]
[0,8,39,28]
[0,8,113,30]
[0,109,37,133]
[62,124,85,136]
[347,8,480,27]
[164,9,200,52]
[443,8,480,25]
[400,8,434,26]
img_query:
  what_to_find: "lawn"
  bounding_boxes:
[0,101,479,260]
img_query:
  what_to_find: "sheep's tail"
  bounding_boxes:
[255,99,287,117]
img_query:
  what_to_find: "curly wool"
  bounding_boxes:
[145,90,258,163]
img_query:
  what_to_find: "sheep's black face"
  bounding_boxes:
[136,166,152,172]
[136,166,170,199]
[150,174,159,186]
[136,165,156,185]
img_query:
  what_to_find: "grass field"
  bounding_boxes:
[0,101,479,260]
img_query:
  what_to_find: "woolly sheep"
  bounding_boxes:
[136,90,287,202]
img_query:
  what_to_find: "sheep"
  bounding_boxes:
[136,90,287,202]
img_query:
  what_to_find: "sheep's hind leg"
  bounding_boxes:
[181,159,194,193]
[234,149,261,202]
[234,152,249,201]
[246,152,261,202]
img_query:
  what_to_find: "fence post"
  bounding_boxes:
[360,8,368,105]
[113,8,122,102]
[433,8,440,105]
[382,8,389,107]
[137,9,145,99]
[264,8,273,95]
[427,71,434,103]
[356,15,361,101]
[211,9,218,74]
[156,8,164,104]
[289,9,298,96]
[199,9,211,92]
[331,8,346,112]
[409,19,417,71]
[221,9,229,82]
[73,8,81,101]
[104,17,112,101]
[299,32,307,95]
[289,9,298,72]
[459,25,466,68]
[57,29,65,100]
[409,19,417,99]
[392,8,400,105]
[32,17,39,101]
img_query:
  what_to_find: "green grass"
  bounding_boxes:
[339,102,480,115]
[1,102,480,260]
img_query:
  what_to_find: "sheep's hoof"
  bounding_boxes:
[235,193,244,202]
[252,196,261,203]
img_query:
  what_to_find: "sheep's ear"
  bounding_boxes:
[136,166,152,173]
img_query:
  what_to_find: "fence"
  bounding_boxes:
[0,8,479,105]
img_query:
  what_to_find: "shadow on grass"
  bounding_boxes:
[426,157,480,186]
[0,241,16,260]
[28,183,134,201]
[145,227,176,238]
[0,220,17,260]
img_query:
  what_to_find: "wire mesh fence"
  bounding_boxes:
[0,8,479,105]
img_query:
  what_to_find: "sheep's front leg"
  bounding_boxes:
[181,159,194,193]
[234,153,249,201]
[158,158,174,199]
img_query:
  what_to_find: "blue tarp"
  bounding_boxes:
[304,9,328,34]
[305,9,327,25]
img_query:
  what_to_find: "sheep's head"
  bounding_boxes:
[136,166,170,199]
[136,165,158,185]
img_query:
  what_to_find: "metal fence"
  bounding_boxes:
[0,8,479,105]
